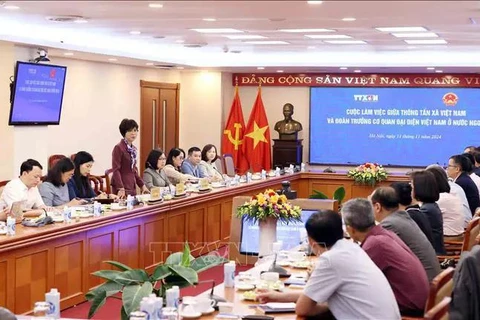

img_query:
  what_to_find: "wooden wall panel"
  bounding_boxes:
[53,241,83,303]
[221,200,233,242]
[187,208,205,257]
[118,225,141,269]
[15,250,48,313]
[144,217,166,271]
[167,213,186,254]
[206,203,221,247]
[0,260,7,307]
[87,233,114,289]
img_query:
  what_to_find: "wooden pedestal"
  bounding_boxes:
[272,139,303,168]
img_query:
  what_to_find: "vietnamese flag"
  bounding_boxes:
[222,86,249,174]
[244,86,271,172]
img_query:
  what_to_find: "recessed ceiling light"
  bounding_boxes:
[146,62,154,66]
[325,40,367,44]
[224,35,266,40]
[63,52,74,56]
[203,18,217,22]
[307,46,316,49]
[244,40,289,44]
[4,5,20,10]
[257,67,265,70]
[404,39,447,45]
[435,70,443,73]
[307,1,323,4]
[342,17,356,21]
[277,70,284,73]
[108,58,117,61]
[340,67,348,70]
[148,3,163,8]
[375,26,427,32]
[130,30,141,35]
[305,34,351,39]
[74,18,88,24]
[392,32,438,38]
[175,39,185,43]
[354,69,362,73]
[191,28,243,33]
[278,28,335,33]
[427,67,435,70]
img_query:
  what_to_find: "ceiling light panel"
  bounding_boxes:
[375,27,427,32]
[404,39,447,44]
[191,28,243,33]
[278,28,335,33]
[244,40,289,44]
[324,40,367,44]
[391,32,438,38]
[305,34,351,39]
[224,35,266,40]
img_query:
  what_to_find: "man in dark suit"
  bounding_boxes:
[447,154,480,215]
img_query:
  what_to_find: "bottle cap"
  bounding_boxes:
[50,288,58,294]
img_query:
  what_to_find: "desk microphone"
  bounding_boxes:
[258,253,290,277]
[194,279,227,309]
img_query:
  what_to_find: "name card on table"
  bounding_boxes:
[176,183,185,195]
[150,187,161,201]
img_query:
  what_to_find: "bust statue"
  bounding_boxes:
[274,103,303,140]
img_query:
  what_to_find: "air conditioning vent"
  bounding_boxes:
[46,15,87,22]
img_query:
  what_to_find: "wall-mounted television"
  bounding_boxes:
[9,61,67,126]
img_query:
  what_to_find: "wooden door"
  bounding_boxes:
[140,81,179,173]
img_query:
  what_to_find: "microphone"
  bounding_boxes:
[194,279,227,309]
[257,253,290,278]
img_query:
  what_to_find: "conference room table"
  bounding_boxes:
[0,171,408,315]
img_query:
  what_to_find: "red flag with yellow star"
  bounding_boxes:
[222,86,249,174]
[243,86,271,172]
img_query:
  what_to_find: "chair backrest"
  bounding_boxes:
[48,154,66,170]
[425,267,455,312]
[214,156,225,175]
[424,296,451,320]
[104,169,113,194]
[0,180,9,198]
[462,217,480,252]
[223,153,235,177]
[88,176,102,194]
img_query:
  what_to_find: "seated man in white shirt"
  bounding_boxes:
[0,159,49,221]
[257,210,400,319]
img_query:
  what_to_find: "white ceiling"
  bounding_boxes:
[2,1,480,72]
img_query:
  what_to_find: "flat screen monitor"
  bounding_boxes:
[9,61,67,125]
[239,210,318,256]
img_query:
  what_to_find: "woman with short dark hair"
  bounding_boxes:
[198,144,223,182]
[111,118,149,197]
[143,149,172,189]
[39,157,86,207]
[411,170,445,254]
[163,148,196,185]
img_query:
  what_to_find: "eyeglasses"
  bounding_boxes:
[159,157,167,161]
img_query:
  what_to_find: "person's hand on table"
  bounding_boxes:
[141,186,150,194]
[117,189,126,199]
[96,192,108,200]
[69,198,87,206]
[256,289,282,303]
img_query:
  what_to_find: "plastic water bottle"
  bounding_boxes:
[246,172,252,183]
[261,170,266,180]
[154,297,163,320]
[171,286,180,308]
[166,288,175,308]
[289,164,294,173]
[140,297,154,320]
[130,310,148,319]
[127,195,134,210]
[63,206,71,223]
[93,201,101,217]
[275,167,281,177]
[6,216,15,236]
[45,288,60,319]
[300,162,306,172]
[224,261,236,288]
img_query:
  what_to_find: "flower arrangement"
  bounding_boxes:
[236,189,302,224]
[347,162,388,186]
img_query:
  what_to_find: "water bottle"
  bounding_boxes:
[93,201,101,217]
[154,297,163,320]
[261,170,266,180]
[171,286,180,308]
[63,206,72,223]
[275,167,281,177]
[45,288,60,319]
[33,301,52,318]
[224,261,236,288]
[289,164,294,173]
[6,216,15,236]
[300,162,306,172]
[127,195,134,210]
[246,172,252,183]
[140,297,153,320]
[166,288,175,308]
[130,310,148,320]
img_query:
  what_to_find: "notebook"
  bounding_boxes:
[257,303,296,314]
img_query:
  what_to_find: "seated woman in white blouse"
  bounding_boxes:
[198,144,223,182]
[143,149,173,190]
[163,148,196,185]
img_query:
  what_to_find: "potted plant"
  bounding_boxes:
[236,189,302,256]
[85,243,227,320]
[347,163,388,186]
[309,186,346,206]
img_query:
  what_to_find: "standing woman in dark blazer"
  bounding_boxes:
[111,119,149,197]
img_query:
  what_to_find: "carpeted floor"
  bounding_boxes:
[61,247,252,319]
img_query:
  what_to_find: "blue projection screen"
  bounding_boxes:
[309,87,480,167]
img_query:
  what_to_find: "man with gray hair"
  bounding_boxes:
[342,198,429,317]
